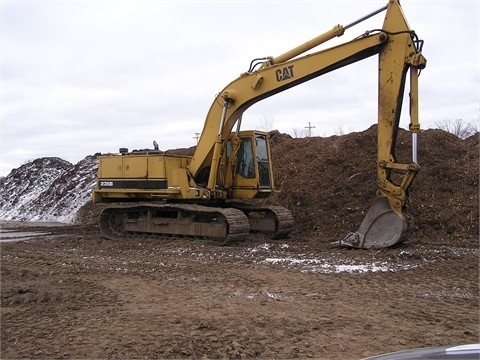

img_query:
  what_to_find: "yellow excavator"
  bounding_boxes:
[93,0,427,249]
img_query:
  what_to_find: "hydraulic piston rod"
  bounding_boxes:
[269,3,389,65]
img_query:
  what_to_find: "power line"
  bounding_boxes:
[193,133,200,144]
[305,122,315,137]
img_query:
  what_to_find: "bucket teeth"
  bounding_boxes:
[333,197,414,249]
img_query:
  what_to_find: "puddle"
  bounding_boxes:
[0,229,50,242]
[0,220,66,242]
[0,220,65,228]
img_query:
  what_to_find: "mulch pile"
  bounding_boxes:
[267,126,478,245]
[78,126,478,245]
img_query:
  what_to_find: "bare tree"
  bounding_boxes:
[259,115,274,131]
[435,119,478,139]
[333,125,345,136]
[291,127,309,138]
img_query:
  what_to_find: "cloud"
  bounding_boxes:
[1,0,479,176]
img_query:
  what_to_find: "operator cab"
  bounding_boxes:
[226,131,275,198]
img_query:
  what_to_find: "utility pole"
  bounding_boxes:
[305,122,315,137]
[193,132,200,144]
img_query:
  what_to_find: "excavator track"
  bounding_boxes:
[226,202,294,239]
[99,202,250,244]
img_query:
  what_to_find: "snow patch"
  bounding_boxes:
[0,155,99,223]
[263,256,402,273]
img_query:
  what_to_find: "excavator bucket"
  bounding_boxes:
[332,197,414,249]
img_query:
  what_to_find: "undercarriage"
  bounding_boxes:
[99,202,294,244]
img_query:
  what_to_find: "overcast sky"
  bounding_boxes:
[1,0,478,177]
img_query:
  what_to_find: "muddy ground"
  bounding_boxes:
[1,222,478,359]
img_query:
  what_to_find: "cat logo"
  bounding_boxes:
[275,65,294,82]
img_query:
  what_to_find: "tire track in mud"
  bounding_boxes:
[1,235,123,308]
[1,226,478,359]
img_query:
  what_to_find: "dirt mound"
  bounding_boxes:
[0,155,99,223]
[266,126,478,246]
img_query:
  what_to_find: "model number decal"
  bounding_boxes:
[275,65,294,81]
[100,181,114,187]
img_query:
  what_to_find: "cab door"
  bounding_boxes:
[255,134,272,189]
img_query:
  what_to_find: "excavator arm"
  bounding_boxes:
[188,0,426,248]
[337,1,426,248]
